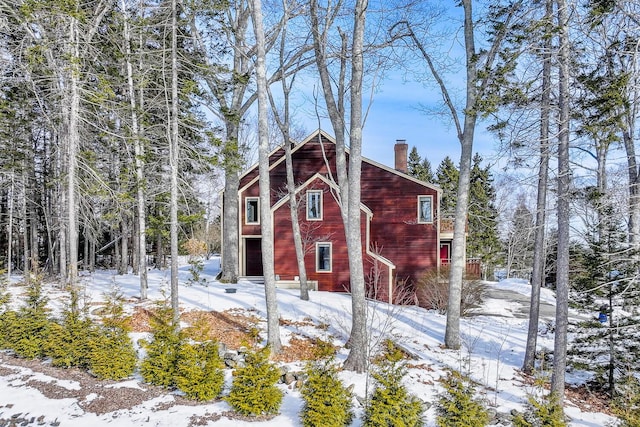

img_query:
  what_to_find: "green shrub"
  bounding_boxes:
[45,287,96,368]
[300,359,354,427]
[435,370,489,427]
[226,347,283,416]
[88,288,137,380]
[612,373,640,427]
[363,341,424,427]
[6,273,51,359]
[175,340,224,401]
[140,302,183,387]
[512,391,566,427]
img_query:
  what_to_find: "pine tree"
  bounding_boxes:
[569,189,638,393]
[174,340,225,401]
[512,392,566,427]
[408,147,434,183]
[88,288,137,380]
[140,300,183,387]
[612,372,640,427]
[435,370,488,427]
[435,157,459,217]
[300,358,354,427]
[363,341,424,427]
[226,347,283,416]
[46,286,96,369]
[467,154,501,277]
[5,272,51,359]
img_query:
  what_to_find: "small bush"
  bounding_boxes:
[46,287,96,369]
[612,373,640,427]
[175,340,224,401]
[435,370,489,427]
[140,302,182,387]
[226,347,283,416]
[512,391,566,427]
[5,272,51,359]
[363,340,424,427]
[416,267,485,315]
[88,288,137,380]
[300,358,353,427]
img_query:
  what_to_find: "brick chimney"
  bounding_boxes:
[394,139,408,173]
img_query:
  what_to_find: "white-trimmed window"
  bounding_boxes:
[245,197,259,224]
[417,195,433,224]
[316,242,332,272]
[307,190,323,220]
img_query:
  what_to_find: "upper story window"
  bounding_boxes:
[418,195,433,224]
[316,242,332,272]
[307,190,323,220]
[245,197,259,224]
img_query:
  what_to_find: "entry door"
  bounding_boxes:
[244,238,264,276]
[439,243,451,265]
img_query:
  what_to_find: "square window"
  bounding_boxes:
[418,196,433,223]
[316,242,332,272]
[246,197,259,224]
[307,190,323,220]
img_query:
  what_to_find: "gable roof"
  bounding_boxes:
[239,129,441,193]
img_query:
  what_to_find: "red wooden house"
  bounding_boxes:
[232,130,454,303]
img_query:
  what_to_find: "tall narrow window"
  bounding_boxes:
[418,195,433,223]
[316,242,332,272]
[307,190,323,220]
[245,197,259,224]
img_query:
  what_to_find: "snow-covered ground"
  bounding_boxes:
[0,258,617,426]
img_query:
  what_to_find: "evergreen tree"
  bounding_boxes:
[363,341,424,427]
[5,272,51,359]
[300,358,354,427]
[512,392,566,427]
[569,189,638,394]
[46,286,96,369]
[226,347,283,416]
[435,370,488,427]
[505,196,535,279]
[88,288,137,380]
[467,154,501,277]
[140,300,183,388]
[408,147,434,183]
[435,157,459,217]
[175,340,225,401]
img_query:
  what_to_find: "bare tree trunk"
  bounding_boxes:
[123,0,148,298]
[7,174,13,280]
[444,0,478,350]
[342,0,368,372]
[523,0,553,374]
[66,16,81,286]
[551,0,571,402]
[169,0,180,324]
[250,0,282,353]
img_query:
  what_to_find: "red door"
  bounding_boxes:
[439,243,450,265]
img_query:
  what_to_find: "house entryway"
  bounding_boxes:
[244,238,263,276]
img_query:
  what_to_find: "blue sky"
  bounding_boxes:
[295,73,501,173]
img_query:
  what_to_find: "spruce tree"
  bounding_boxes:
[300,358,354,427]
[88,288,137,380]
[512,392,566,427]
[408,147,434,182]
[363,341,424,427]
[435,157,459,216]
[46,286,96,369]
[140,301,183,387]
[174,340,225,401]
[226,347,283,416]
[467,154,501,277]
[5,272,51,359]
[435,370,488,427]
